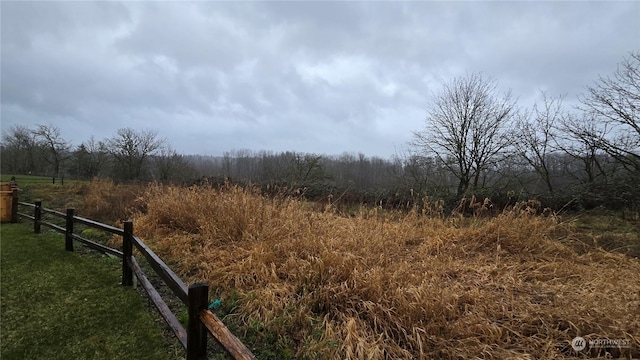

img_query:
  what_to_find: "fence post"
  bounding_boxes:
[10,189,19,223]
[65,208,74,252]
[52,177,55,184]
[122,221,133,286]
[34,201,42,234]
[187,282,209,360]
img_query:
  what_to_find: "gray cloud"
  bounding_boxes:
[2,1,638,158]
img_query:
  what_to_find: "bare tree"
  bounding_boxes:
[72,136,109,179]
[512,92,564,193]
[579,51,640,171]
[556,113,609,183]
[106,128,164,181]
[229,149,259,181]
[389,147,452,198]
[153,144,195,183]
[412,73,516,197]
[32,124,71,177]
[1,125,39,174]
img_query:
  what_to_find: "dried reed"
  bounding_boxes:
[130,183,640,359]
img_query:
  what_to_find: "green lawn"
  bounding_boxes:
[0,174,87,188]
[0,223,177,360]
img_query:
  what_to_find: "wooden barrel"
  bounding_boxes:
[1,182,16,222]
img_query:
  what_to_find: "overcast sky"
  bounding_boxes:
[2,1,639,159]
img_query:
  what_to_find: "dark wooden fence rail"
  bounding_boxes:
[11,176,66,185]
[16,200,256,360]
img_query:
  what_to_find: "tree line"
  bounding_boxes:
[1,126,194,183]
[2,52,638,213]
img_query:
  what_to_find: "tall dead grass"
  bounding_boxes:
[132,184,640,359]
[66,178,144,223]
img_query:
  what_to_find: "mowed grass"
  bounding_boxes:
[3,176,141,223]
[0,174,87,188]
[1,174,90,212]
[0,223,175,360]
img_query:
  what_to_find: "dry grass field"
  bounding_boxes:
[114,183,639,359]
[21,179,637,358]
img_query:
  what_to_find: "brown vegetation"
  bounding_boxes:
[122,183,640,359]
[63,178,144,222]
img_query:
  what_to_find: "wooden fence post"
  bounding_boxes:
[65,208,74,252]
[11,189,19,223]
[122,221,133,286]
[187,283,209,360]
[34,201,41,234]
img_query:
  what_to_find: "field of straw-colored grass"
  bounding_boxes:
[129,183,639,359]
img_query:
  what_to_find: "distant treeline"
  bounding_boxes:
[2,52,639,213]
[185,149,640,213]
[2,132,638,213]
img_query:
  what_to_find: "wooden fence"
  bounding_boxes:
[10,176,67,185]
[16,200,256,360]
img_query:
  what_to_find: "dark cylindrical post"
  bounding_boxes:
[187,282,209,360]
[52,177,55,184]
[122,221,133,286]
[65,208,74,252]
[10,189,19,223]
[34,201,42,233]
[61,177,64,186]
